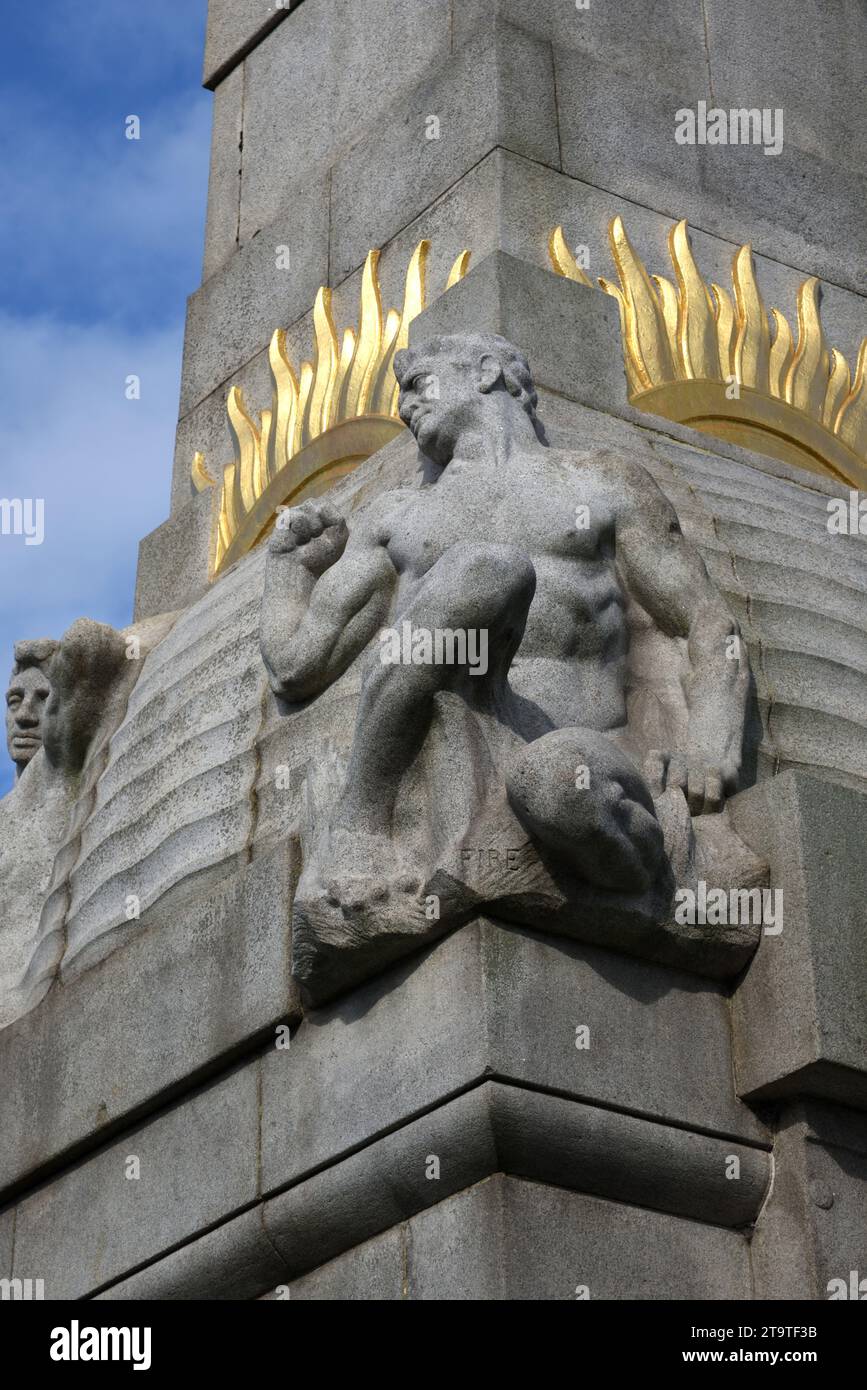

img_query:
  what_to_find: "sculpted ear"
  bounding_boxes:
[477,353,504,395]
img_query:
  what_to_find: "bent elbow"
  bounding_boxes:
[262,647,319,703]
[270,667,320,703]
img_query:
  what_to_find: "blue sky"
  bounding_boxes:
[0,1,211,795]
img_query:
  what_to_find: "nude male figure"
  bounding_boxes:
[260,333,749,969]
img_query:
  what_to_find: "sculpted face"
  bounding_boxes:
[6,665,51,773]
[397,346,481,464]
[396,334,537,467]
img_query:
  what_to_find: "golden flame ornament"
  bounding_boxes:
[194,241,471,577]
[551,218,867,490]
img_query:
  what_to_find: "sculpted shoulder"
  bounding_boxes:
[543,446,667,511]
[347,484,426,545]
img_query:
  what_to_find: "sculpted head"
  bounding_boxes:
[394,333,539,465]
[6,639,58,776]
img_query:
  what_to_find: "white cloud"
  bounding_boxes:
[0,6,212,797]
[0,312,184,796]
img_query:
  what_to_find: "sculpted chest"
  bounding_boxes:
[385,458,615,577]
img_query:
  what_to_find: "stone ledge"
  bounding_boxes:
[261,916,767,1201]
[203,0,297,90]
[279,1175,752,1301]
[751,1099,867,1300]
[96,1080,769,1299]
[730,771,867,1111]
[95,1206,288,1302]
[12,1060,260,1301]
[0,842,301,1203]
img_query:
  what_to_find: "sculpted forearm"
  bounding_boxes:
[264,572,392,701]
[260,499,395,702]
[682,597,748,768]
[260,550,317,696]
[617,469,749,809]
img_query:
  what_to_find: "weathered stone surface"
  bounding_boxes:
[490,1083,768,1228]
[752,1101,867,1300]
[281,1228,404,1301]
[96,1207,289,1302]
[406,1174,752,1300]
[239,0,453,239]
[703,0,867,168]
[11,1061,259,1300]
[262,1085,500,1276]
[0,757,75,1032]
[452,0,709,89]
[263,1081,767,1275]
[552,47,867,298]
[0,1206,13,1281]
[329,22,559,285]
[202,65,244,282]
[729,772,867,1109]
[134,487,215,621]
[407,252,626,413]
[170,337,277,516]
[90,1077,766,1298]
[203,0,294,88]
[178,171,329,415]
[261,919,764,1198]
[0,842,299,1202]
[474,925,765,1143]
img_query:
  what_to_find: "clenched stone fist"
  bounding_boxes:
[269,498,349,576]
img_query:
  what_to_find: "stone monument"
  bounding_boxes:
[1,0,865,1302]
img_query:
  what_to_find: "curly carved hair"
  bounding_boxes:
[10,637,58,683]
[394,333,539,427]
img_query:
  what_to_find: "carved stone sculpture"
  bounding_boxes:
[5,639,58,776]
[260,333,765,1004]
[0,616,171,1029]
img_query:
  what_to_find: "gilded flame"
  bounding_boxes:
[551,217,867,488]
[194,242,471,576]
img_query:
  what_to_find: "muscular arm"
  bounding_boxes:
[260,499,396,702]
[612,458,749,811]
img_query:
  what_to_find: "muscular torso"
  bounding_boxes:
[370,448,631,730]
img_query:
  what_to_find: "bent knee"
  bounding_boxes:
[441,541,535,612]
